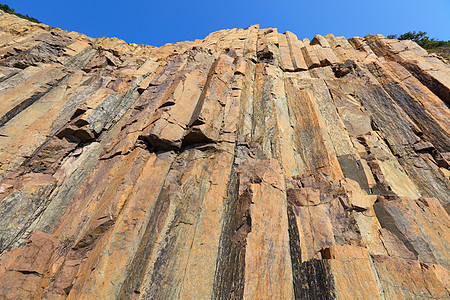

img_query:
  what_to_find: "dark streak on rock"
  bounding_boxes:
[118,188,171,299]
[0,74,70,128]
[287,205,302,300]
[402,62,450,107]
[212,168,251,300]
[298,259,336,300]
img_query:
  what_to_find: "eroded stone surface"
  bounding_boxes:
[0,10,449,299]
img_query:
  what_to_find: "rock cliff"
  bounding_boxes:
[0,11,449,299]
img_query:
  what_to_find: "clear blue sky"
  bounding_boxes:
[6,0,450,47]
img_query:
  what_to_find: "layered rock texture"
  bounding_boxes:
[0,10,449,299]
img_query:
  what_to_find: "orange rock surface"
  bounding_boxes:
[0,11,449,299]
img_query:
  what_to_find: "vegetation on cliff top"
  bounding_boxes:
[388,31,450,60]
[388,31,450,49]
[0,3,40,23]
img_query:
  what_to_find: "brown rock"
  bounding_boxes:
[0,11,448,299]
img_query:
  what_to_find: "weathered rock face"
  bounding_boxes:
[0,10,449,299]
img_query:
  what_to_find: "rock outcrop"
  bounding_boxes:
[0,11,449,299]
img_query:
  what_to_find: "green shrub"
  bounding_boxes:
[0,3,40,23]
[388,31,450,50]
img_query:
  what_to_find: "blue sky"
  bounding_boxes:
[7,0,450,47]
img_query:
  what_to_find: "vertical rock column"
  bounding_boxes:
[242,159,294,299]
